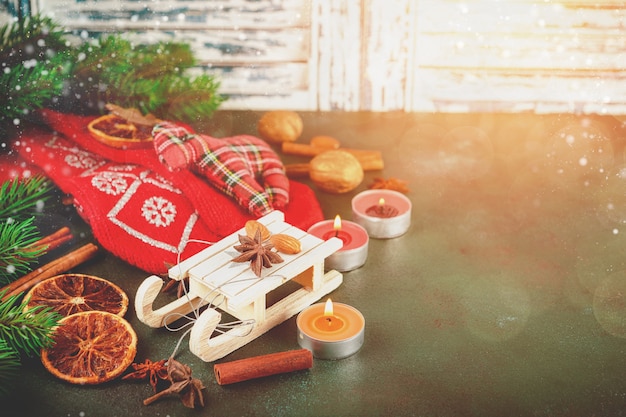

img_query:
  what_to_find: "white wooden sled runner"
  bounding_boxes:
[134,210,344,362]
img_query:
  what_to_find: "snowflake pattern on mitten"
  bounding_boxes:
[152,122,290,217]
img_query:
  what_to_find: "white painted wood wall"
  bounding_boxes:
[12,0,626,113]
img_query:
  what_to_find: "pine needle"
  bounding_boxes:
[0,290,61,357]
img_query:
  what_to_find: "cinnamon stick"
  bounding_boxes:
[214,349,313,385]
[28,226,73,253]
[0,243,99,300]
[284,163,311,178]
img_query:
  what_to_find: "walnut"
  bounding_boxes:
[257,111,303,143]
[309,150,364,194]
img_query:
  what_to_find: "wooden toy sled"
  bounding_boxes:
[134,211,343,362]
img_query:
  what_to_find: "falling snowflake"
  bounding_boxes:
[142,196,177,227]
[91,172,128,195]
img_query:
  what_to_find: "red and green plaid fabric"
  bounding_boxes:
[153,122,289,217]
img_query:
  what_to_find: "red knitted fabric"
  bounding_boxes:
[11,111,324,274]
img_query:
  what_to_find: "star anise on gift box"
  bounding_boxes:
[143,358,205,408]
[368,177,410,194]
[232,229,284,277]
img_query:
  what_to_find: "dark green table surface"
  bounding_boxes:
[5,110,626,417]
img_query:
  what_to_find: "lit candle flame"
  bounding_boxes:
[333,215,342,237]
[378,198,385,206]
[324,298,334,316]
[333,215,342,232]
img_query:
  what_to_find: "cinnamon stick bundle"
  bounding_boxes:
[0,243,99,300]
[214,349,313,385]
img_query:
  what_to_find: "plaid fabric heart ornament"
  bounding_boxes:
[152,122,289,217]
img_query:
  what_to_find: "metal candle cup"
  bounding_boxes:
[351,189,412,238]
[307,216,369,272]
[297,301,365,360]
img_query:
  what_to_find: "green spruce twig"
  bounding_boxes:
[1,15,225,133]
[0,290,61,357]
[0,16,69,124]
[0,176,53,284]
[67,35,225,127]
[0,291,61,396]
[0,216,44,285]
[0,175,52,220]
[0,16,66,60]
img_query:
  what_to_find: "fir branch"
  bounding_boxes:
[0,16,69,124]
[163,75,225,124]
[0,16,66,56]
[1,15,225,131]
[0,217,43,285]
[0,60,66,120]
[0,339,19,398]
[67,34,225,127]
[0,175,52,220]
[0,290,61,357]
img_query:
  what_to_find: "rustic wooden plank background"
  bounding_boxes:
[3,0,626,113]
[412,0,626,114]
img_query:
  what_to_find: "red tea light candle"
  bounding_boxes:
[352,189,412,239]
[307,215,368,272]
[297,299,365,360]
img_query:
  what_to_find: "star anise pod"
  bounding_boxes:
[123,358,168,393]
[142,358,205,408]
[232,229,284,277]
[162,276,189,298]
[160,261,190,298]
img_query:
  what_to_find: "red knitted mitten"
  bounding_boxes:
[14,128,216,273]
[153,122,289,217]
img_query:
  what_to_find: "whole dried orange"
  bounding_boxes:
[24,273,129,317]
[41,311,137,385]
[87,113,153,149]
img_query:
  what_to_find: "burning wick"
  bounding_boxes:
[333,214,342,237]
[365,198,399,218]
[318,214,353,246]
[313,299,344,332]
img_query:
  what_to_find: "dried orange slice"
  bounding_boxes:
[87,113,153,149]
[41,311,137,385]
[24,273,129,317]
